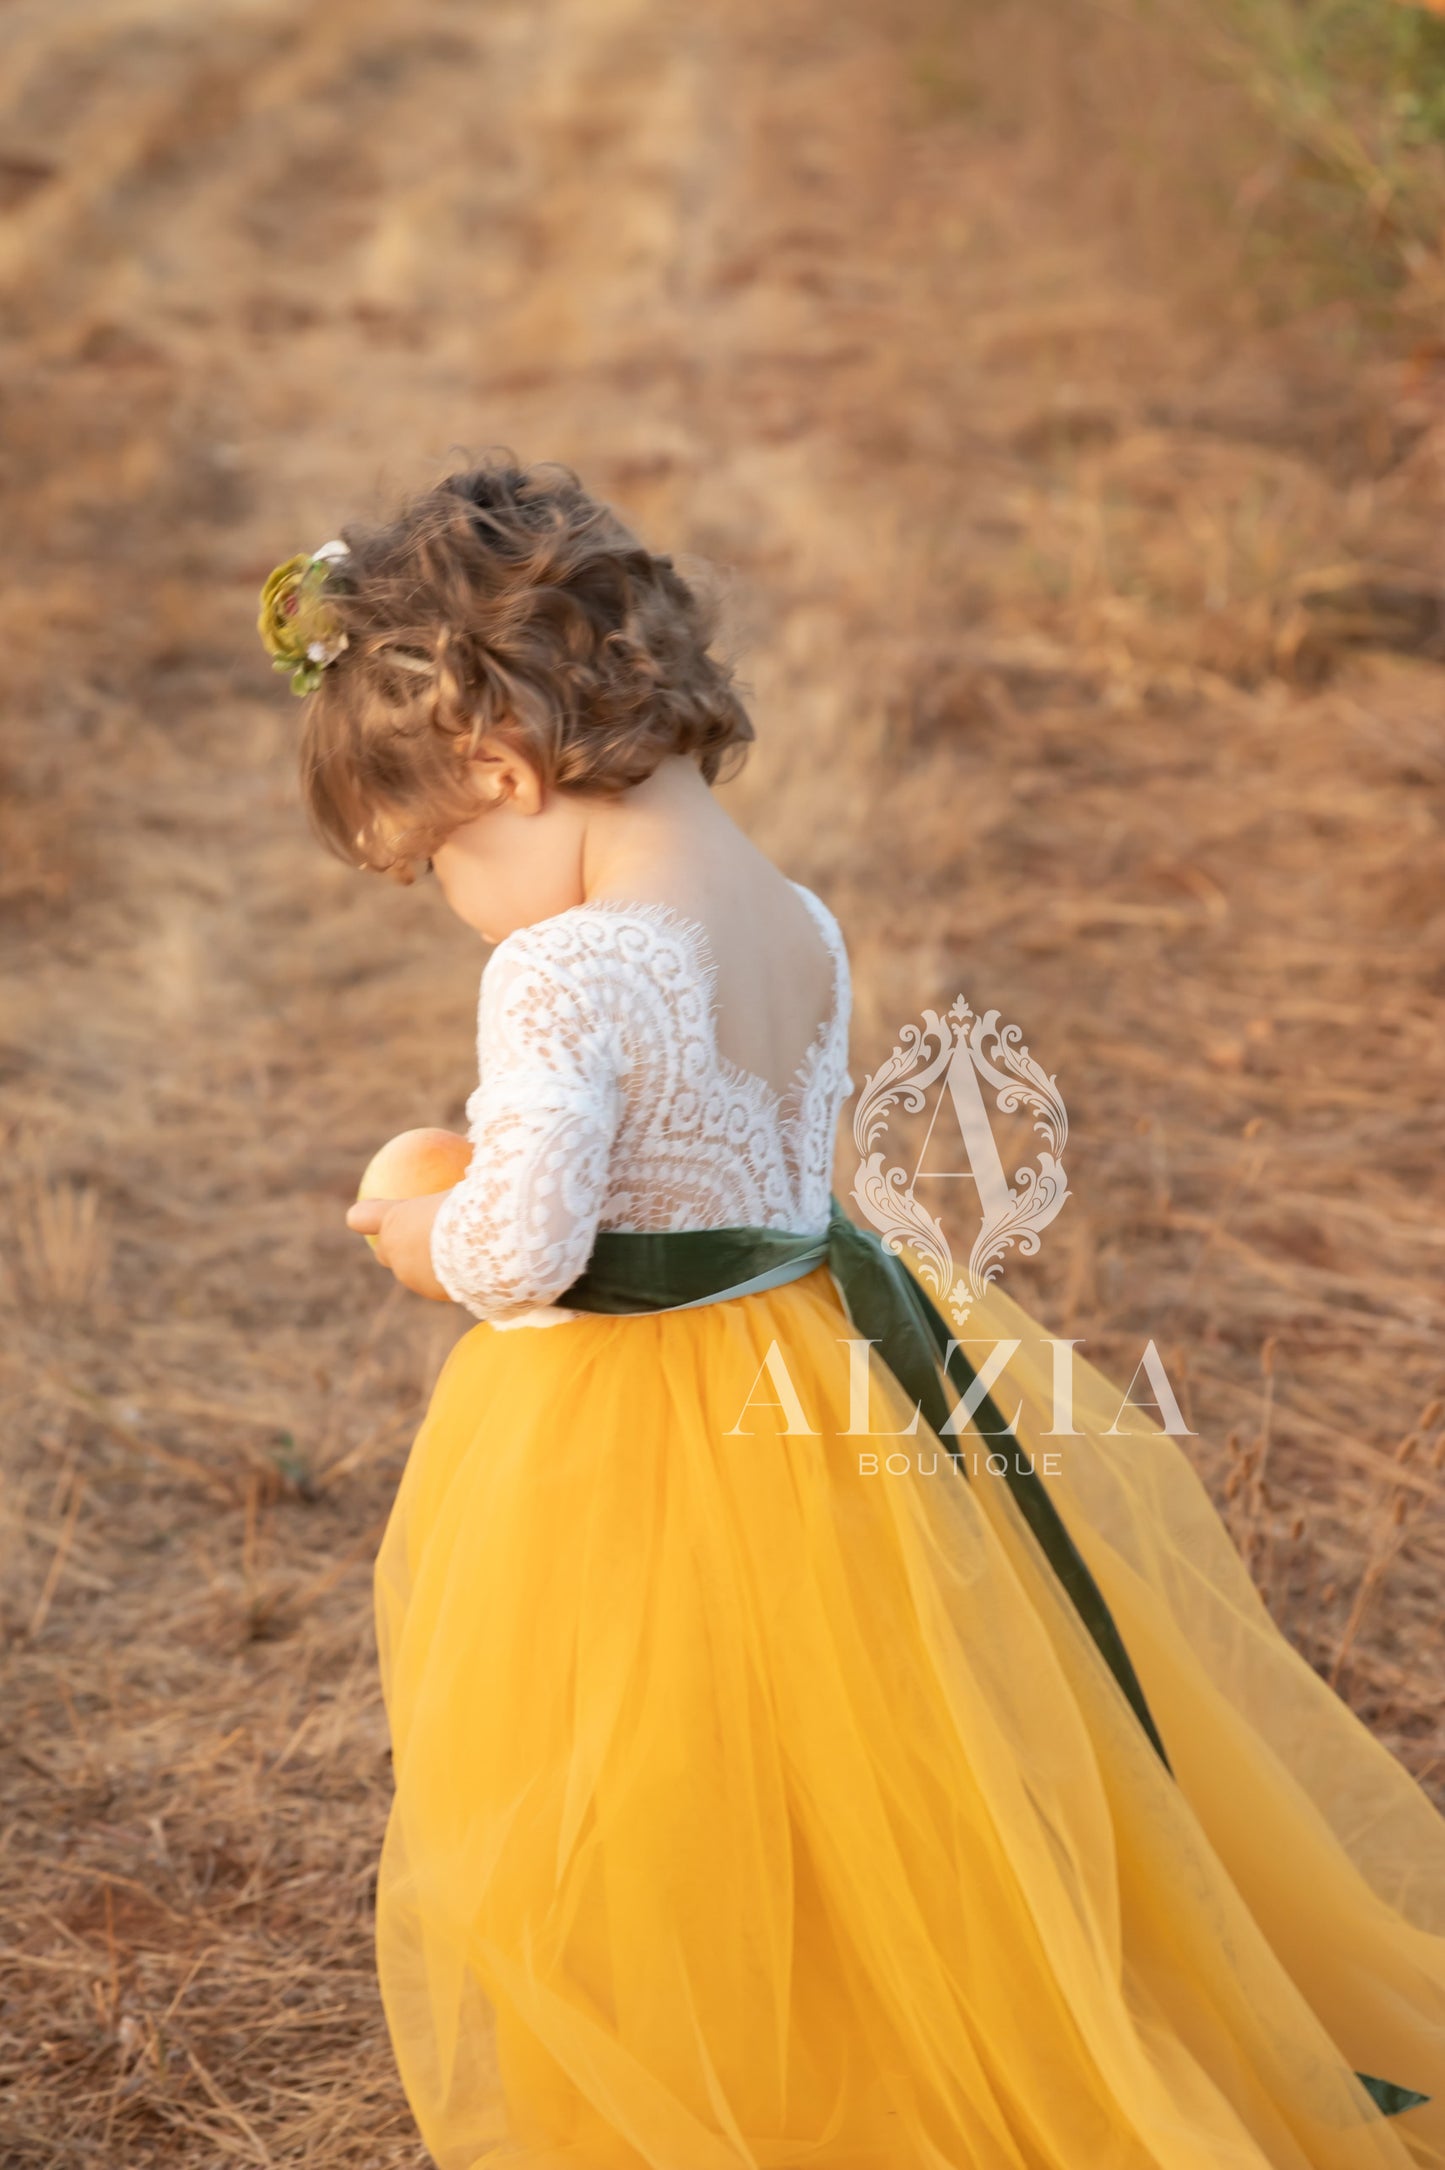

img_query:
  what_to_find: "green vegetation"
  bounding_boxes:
[909,0,1445,324]
[1193,0,1445,263]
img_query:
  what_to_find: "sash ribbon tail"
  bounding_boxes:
[822,1200,1173,1775]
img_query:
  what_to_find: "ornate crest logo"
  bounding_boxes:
[851,997,1070,1329]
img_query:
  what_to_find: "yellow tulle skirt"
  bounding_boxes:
[373,1265,1445,2169]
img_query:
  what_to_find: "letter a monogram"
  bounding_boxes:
[851,996,1071,1331]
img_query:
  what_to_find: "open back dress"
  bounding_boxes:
[372,884,1445,2170]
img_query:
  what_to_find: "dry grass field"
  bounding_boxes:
[1,0,1443,2162]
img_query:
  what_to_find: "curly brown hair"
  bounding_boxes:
[294,457,754,879]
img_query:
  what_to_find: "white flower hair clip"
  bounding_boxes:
[257,538,352,695]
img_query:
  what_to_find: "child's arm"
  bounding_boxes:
[421,921,624,1321]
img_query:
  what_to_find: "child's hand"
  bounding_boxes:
[346,1191,451,1302]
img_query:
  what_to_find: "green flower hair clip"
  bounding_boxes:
[257,539,351,695]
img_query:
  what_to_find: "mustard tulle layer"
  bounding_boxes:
[373,1266,1445,2170]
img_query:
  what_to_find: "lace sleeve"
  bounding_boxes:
[429,922,624,1321]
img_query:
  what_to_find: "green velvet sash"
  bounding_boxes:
[559,1193,1427,2122]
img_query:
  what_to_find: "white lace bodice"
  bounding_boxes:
[429,884,853,1323]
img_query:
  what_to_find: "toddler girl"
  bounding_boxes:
[261,457,1445,2170]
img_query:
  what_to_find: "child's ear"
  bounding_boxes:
[469,734,544,815]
